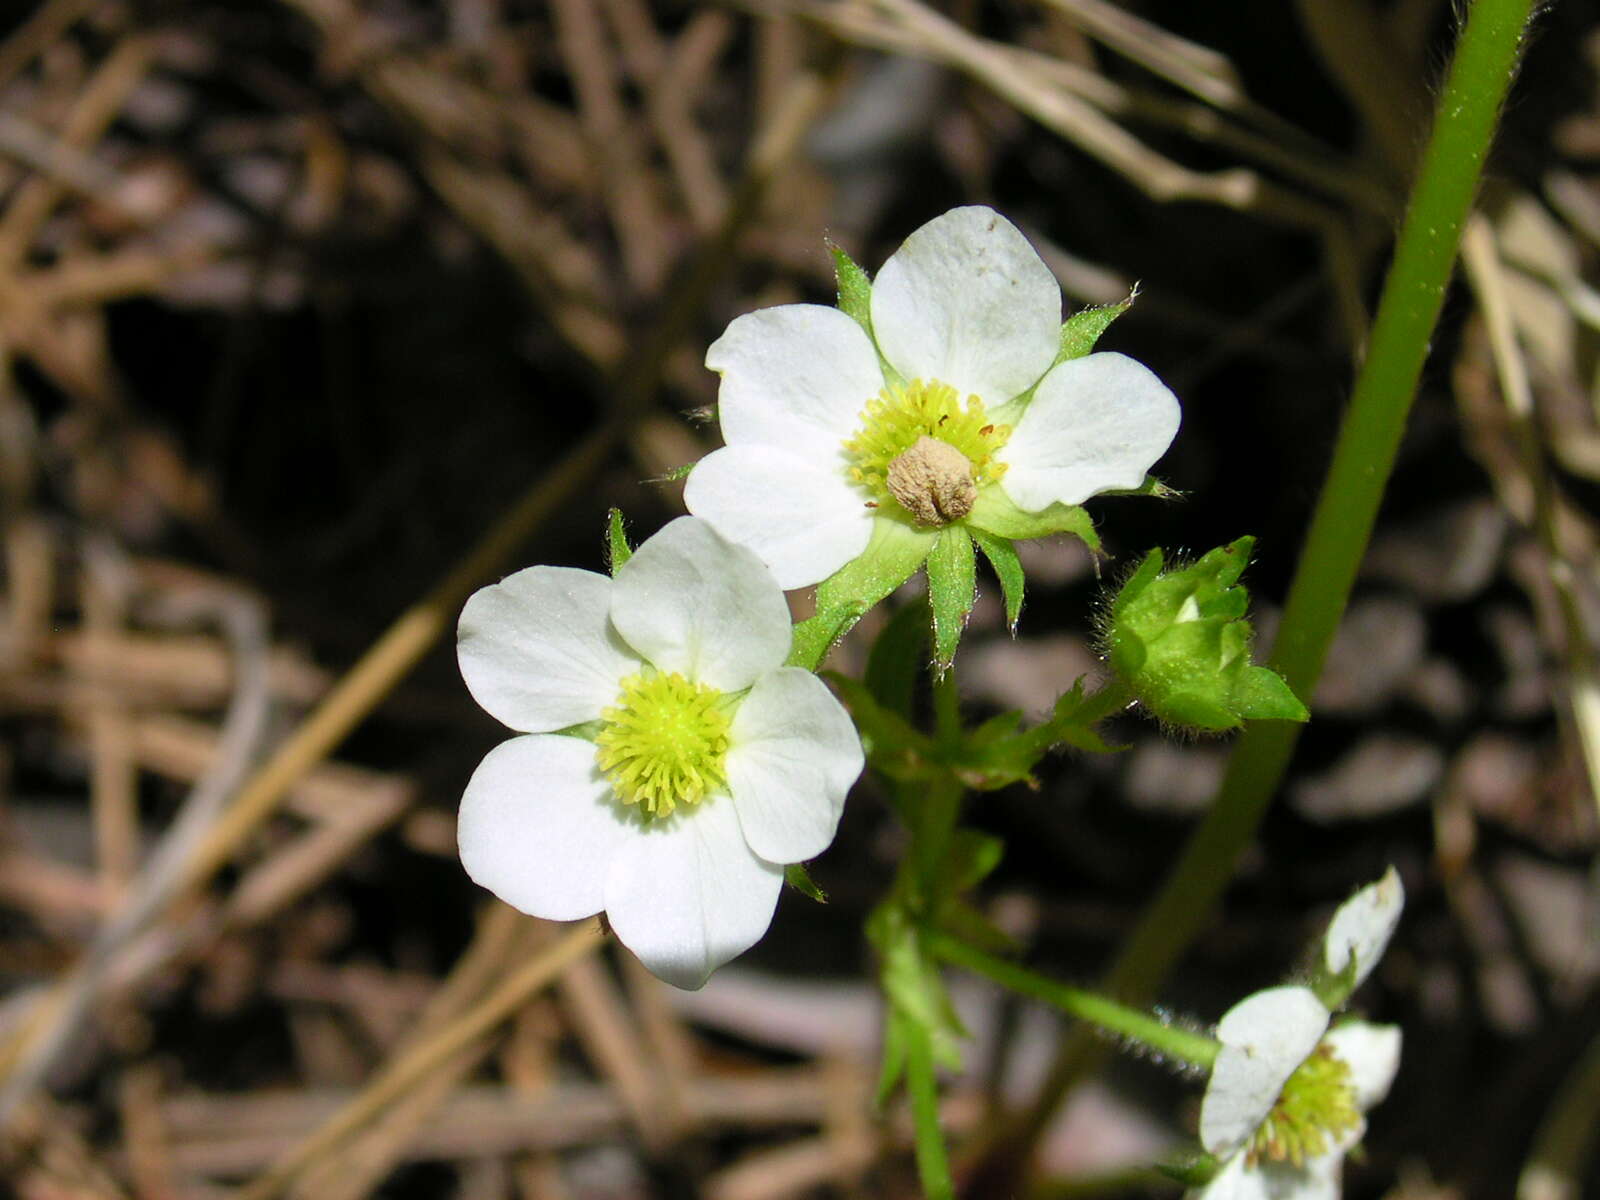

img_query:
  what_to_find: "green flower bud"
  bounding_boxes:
[1105,537,1308,732]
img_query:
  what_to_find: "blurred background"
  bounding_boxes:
[0,0,1597,1196]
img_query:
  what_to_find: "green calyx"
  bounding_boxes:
[1247,1043,1362,1168]
[1105,537,1308,732]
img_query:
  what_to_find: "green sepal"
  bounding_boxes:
[826,673,937,783]
[784,862,828,904]
[606,509,633,573]
[865,600,929,721]
[830,242,874,333]
[966,487,1102,553]
[787,519,935,670]
[1101,473,1179,499]
[926,527,976,675]
[651,463,695,483]
[1107,537,1308,733]
[1232,664,1310,722]
[1057,289,1136,363]
[970,527,1024,633]
[1156,1151,1220,1187]
[1311,951,1363,1013]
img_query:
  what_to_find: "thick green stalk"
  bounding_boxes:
[1009,0,1536,1158]
[1110,0,1535,1015]
[926,932,1218,1069]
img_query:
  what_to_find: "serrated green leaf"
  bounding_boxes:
[1010,678,1126,758]
[966,487,1102,552]
[788,519,935,670]
[926,527,976,675]
[784,861,828,903]
[830,243,874,333]
[1057,289,1136,362]
[607,508,633,573]
[970,527,1024,632]
[866,600,928,720]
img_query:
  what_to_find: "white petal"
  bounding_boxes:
[1193,1153,1270,1200]
[708,304,885,461]
[998,352,1181,510]
[610,517,792,692]
[1201,987,1331,1156]
[1323,1021,1402,1112]
[726,668,864,863]
[683,445,876,589]
[1323,867,1404,992]
[604,796,784,989]
[458,567,639,732]
[1261,1155,1343,1200]
[458,735,633,922]
[871,207,1060,405]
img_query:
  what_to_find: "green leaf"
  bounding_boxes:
[970,528,1024,632]
[607,508,633,573]
[926,527,976,675]
[1056,289,1136,363]
[788,519,935,670]
[784,862,828,903]
[830,242,874,333]
[966,487,1102,553]
[866,600,929,720]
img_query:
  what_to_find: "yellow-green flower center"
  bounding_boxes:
[1246,1043,1362,1168]
[594,671,731,819]
[841,379,1011,526]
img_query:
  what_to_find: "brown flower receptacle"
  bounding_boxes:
[886,435,978,526]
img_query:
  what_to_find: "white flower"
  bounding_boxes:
[455,517,864,989]
[1191,988,1401,1200]
[684,206,1182,588]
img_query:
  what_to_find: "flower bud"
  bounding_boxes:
[1106,537,1307,732]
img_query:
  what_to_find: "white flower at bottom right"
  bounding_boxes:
[1191,988,1401,1200]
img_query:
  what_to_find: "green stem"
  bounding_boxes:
[1116,0,1535,1015]
[926,931,1218,1070]
[905,1017,956,1200]
[1008,0,1535,1159]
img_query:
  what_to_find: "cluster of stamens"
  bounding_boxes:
[594,671,731,819]
[1246,1043,1362,1168]
[840,379,1011,525]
